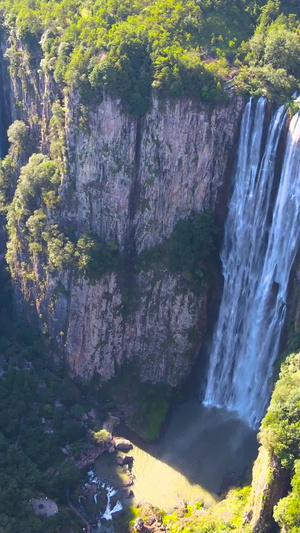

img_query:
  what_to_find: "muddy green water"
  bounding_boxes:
[95,402,258,513]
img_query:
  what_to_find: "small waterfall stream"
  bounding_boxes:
[204,98,300,427]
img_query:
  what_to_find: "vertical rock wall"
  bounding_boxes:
[12,93,243,385]
[1,33,244,385]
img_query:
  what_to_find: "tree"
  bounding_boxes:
[274,460,300,531]
[7,121,31,156]
[264,24,300,77]
[93,429,110,445]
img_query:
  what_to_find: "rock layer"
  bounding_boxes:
[2,34,244,386]
[11,95,243,385]
[244,447,289,533]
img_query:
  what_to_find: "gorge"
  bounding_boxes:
[0,0,300,531]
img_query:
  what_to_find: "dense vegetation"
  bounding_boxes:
[0,0,300,112]
[259,349,300,531]
[2,141,121,279]
[0,0,300,531]
[0,265,110,533]
[260,350,300,470]
[0,364,82,532]
[0,331,83,531]
[274,459,300,532]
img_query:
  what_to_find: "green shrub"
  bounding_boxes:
[7,120,31,156]
[153,47,223,102]
[43,225,76,270]
[76,231,120,278]
[8,153,60,223]
[259,351,300,470]
[93,429,111,445]
[16,8,43,46]
[49,102,66,171]
[0,156,17,211]
[274,460,300,531]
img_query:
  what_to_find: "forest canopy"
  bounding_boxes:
[0,0,300,112]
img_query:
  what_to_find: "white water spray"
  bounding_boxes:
[204,98,300,427]
[102,486,122,521]
[86,470,123,530]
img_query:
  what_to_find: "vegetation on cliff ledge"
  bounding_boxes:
[137,212,218,290]
[0,1,300,112]
[4,130,217,291]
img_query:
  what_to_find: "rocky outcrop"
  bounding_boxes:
[63,95,242,251]
[43,100,242,384]
[1,33,244,387]
[117,454,133,466]
[113,437,132,451]
[9,93,243,385]
[243,447,289,533]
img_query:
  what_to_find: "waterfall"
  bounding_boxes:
[204,98,300,427]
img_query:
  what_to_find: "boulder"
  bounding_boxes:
[61,447,69,455]
[146,517,156,526]
[87,408,97,420]
[113,437,132,451]
[117,455,133,466]
[123,488,134,498]
[135,518,144,532]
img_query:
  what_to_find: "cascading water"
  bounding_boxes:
[81,471,123,532]
[204,97,300,427]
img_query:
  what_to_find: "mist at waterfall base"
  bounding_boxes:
[204,97,300,427]
[95,402,257,513]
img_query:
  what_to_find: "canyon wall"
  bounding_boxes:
[1,34,244,386]
[2,30,300,533]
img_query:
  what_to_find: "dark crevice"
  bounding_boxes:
[123,116,143,288]
[214,99,244,228]
[194,100,246,400]
[0,42,11,157]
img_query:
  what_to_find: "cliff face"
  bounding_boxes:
[25,96,243,384]
[243,447,289,533]
[4,39,243,385]
[64,96,239,251]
